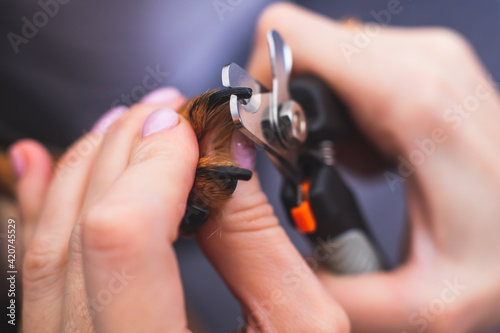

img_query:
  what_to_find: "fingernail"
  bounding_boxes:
[140,87,182,104]
[91,106,128,133]
[141,108,180,137]
[231,130,256,170]
[8,146,25,179]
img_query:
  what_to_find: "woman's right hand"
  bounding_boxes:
[246,3,500,332]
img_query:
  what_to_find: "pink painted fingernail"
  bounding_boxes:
[8,146,25,179]
[91,106,128,133]
[140,87,182,104]
[141,108,180,137]
[232,130,256,170]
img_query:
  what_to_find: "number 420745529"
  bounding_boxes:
[7,219,16,269]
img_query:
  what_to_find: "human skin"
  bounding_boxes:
[10,2,500,333]
[245,3,500,333]
[11,86,347,332]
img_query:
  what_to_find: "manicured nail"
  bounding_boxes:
[231,130,256,170]
[8,146,25,179]
[140,87,182,104]
[141,108,180,137]
[91,106,128,133]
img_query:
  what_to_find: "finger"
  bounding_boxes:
[247,3,345,91]
[85,87,186,203]
[198,178,349,332]
[317,240,466,333]
[22,106,126,332]
[247,3,476,157]
[317,268,414,333]
[247,3,500,333]
[33,106,126,247]
[248,3,394,151]
[8,140,53,247]
[21,133,103,332]
[63,92,187,330]
[197,135,348,332]
[82,109,198,333]
[61,102,173,329]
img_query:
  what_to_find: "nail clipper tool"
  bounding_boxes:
[222,30,385,274]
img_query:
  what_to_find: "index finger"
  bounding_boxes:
[81,109,198,333]
[246,3,481,158]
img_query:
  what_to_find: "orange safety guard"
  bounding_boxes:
[290,181,317,233]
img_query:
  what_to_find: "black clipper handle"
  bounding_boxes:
[284,74,385,274]
[289,74,355,144]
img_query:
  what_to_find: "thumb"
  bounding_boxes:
[197,136,348,332]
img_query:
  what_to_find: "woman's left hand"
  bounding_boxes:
[12,86,349,333]
[11,88,198,332]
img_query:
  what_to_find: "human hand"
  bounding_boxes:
[196,135,349,332]
[11,86,349,332]
[246,3,500,333]
[12,88,196,332]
